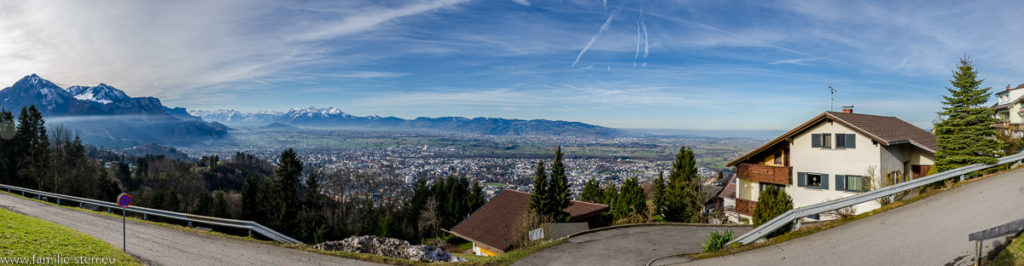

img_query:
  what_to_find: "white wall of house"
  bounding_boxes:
[996,89,1024,124]
[788,121,883,216]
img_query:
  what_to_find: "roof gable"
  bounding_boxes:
[727,112,937,166]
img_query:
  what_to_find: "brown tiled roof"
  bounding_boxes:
[448,190,609,253]
[717,176,736,199]
[828,112,938,152]
[727,111,937,166]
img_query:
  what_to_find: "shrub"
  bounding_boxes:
[752,185,793,238]
[702,230,734,253]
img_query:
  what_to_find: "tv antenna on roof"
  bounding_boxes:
[828,86,838,112]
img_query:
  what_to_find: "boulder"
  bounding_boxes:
[315,235,466,263]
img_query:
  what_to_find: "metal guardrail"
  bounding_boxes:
[729,152,1024,245]
[0,183,303,245]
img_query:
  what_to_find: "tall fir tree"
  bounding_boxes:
[528,160,549,221]
[300,170,326,243]
[934,55,1003,172]
[0,109,15,186]
[273,148,303,234]
[547,146,571,222]
[653,171,666,217]
[663,146,702,222]
[240,174,263,221]
[613,177,647,221]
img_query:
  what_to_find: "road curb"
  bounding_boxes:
[567,222,751,239]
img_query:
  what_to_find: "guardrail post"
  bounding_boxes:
[20,191,24,196]
[248,229,252,237]
[794,219,802,231]
[56,198,60,205]
[143,214,147,220]
[960,175,966,181]
[188,221,192,227]
[976,240,982,265]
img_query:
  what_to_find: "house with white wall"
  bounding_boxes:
[992,84,1024,137]
[724,108,937,222]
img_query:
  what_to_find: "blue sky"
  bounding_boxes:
[1,0,1022,130]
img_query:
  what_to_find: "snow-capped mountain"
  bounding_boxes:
[194,106,625,137]
[0,74,74,113]
[0,74,227,147]
[66,83,130,104]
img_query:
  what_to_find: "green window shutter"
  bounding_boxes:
[811,134,821,148]
[821,174,829,189]
[846,134,855,148]
[836,134,845,148]
[835,175,845,191]
[798,172,806,187]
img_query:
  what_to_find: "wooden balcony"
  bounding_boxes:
[737,163,792,185]
[736,198,756,217]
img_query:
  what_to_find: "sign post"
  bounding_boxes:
[117,193,131,252]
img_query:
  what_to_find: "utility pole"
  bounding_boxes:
[828,86,838,112]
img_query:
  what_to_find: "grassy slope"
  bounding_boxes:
[991,232,1024,265]
[0,207,140,265]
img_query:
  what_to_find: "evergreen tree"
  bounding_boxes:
[934,55,1003,172]
[300,170,326,243]
[272,148,303,234]
[664,146,702,222]
[613,177,647,221]
[195,191,213,216]
[162,189,180,212]
[240,174,263,221]
[14,106,48,189]
[653,172,666,217]
[211,190,228,218]
[0,109,14,186]
[547,146,571,222]
[466,180,485,213]
[579,178,602,202]
[752,185,793,238]
[528,160,549,221]
[601,184,618,205]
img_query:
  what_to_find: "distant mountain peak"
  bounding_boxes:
[66,83,130,104]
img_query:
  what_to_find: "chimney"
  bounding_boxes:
[1008,84,1012,91]
[841,105,854,114]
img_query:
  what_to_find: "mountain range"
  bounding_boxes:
[0,74,226,147]
[191,107,626,138]
[0,74,625,148]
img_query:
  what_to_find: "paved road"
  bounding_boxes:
[515,224,751,266]
[0,192,381,266]
[681,167,1024,266]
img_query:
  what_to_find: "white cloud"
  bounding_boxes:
[0,0,470,103]
[513,0,531,6]
[330,71,409,79]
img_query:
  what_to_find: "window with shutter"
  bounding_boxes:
[836,134,846,148]
[846,134,855,148]
[806,173,821,188]
[822,134,832,148]
[798,172,806,187]
[811,134,821,148]
[835,175,845,191]
[821,174,829,189]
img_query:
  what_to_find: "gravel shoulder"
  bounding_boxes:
[685,167,1024,266]
[0,192,383,266]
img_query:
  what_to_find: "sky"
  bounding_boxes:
[1,0,1022,131]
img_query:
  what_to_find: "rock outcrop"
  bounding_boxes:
[314,236,466,263]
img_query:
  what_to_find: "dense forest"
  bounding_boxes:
[0,105,485,244]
